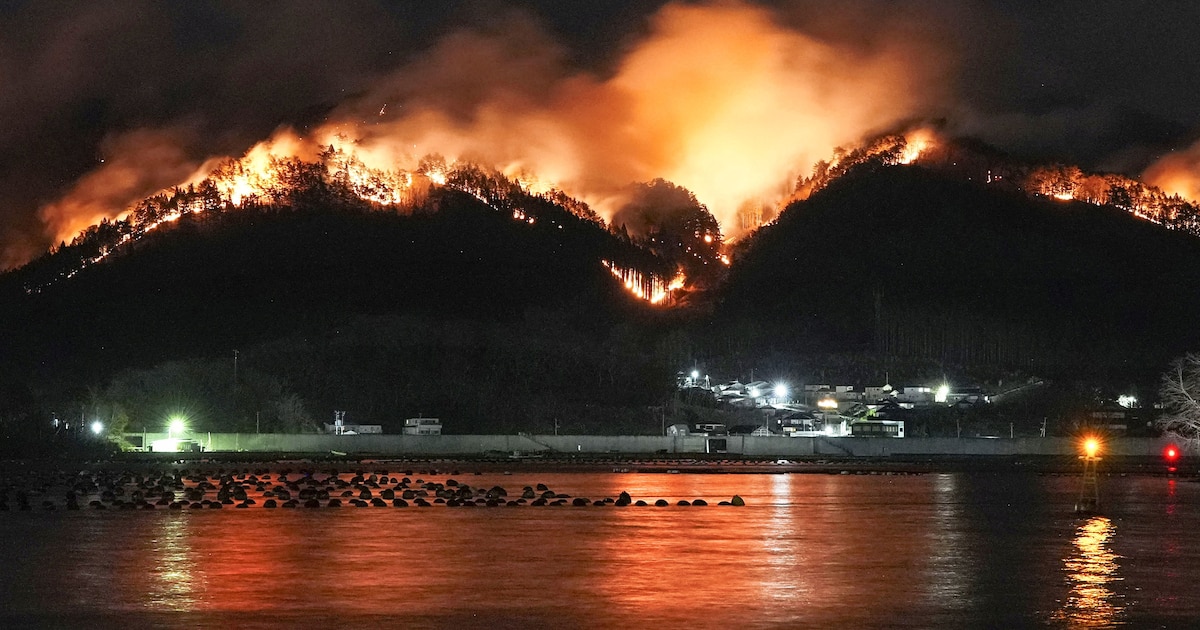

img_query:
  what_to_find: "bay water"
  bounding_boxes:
[1,469,1196,628]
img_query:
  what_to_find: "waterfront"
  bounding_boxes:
[1,470,1197,628]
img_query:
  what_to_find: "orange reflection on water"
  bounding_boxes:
[147,515,203,610]
[761,473,810,605]
[1054,516,1124,626]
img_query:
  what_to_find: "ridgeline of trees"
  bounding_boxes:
[792,132,1200,238]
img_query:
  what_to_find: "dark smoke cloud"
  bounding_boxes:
[2,0,1199,268]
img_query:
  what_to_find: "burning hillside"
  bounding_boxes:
[21,118,1200,306]
[23,2,946,267]
[12,0,1200,303]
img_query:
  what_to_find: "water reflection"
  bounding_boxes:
[11,472,1197,626]
[923,473,971,610]
[148,515,203,610]
[761,473,807,604]
[1055,516,1124,626]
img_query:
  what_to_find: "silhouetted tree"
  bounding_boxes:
[1159,353,1200,446]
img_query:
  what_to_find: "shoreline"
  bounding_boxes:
[2,452,1193,477]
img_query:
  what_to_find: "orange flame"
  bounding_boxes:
[603,260,684,305]
[33,1,946,257]
[898,128,937,165]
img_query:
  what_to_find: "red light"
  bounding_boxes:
[1165,445,1179,461]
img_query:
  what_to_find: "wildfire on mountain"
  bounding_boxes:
[28,2,944,266]
[20,0,1200,303]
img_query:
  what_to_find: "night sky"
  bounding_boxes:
[2,0,1199,268]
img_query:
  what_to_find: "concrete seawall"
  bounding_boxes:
[135,432,1182,458]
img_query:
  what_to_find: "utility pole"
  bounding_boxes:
[233,349,239,391]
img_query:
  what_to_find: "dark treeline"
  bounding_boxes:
[89,311,679,437]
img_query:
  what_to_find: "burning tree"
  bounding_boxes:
[612,179,723,285]
[1158,353,1200,446]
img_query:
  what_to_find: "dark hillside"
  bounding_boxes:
[1,190,649,390]
[718,165,1200,378]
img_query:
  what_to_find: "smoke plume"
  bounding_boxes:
[15,1,949,262]
[1144,139,1200,204]
[38,127,205,247]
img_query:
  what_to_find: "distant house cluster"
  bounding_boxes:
[799,383,990,411]
[676,373,995,439]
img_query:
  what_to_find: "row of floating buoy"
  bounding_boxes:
[1,468,747,511]
[3,493,748,510]
[2,494,748,508]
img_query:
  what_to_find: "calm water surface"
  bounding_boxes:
[1,470,1197,628]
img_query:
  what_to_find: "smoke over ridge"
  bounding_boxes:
[7,0,1200,269]
[24,1,948,264]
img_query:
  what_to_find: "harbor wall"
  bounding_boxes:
[132,432,1182,458]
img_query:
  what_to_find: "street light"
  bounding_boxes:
[168,417,186,438]
[773,383,788,401]
[1083,437,1100,459]
[90,421,104,435]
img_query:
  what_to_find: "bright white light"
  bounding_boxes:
[773,383,788,399]
[817,398,838,410]
[151,438,184,453]
[1117,395,1137,408]
[691,370,700,380]
[168,417,186,437]
[935,384,950,404]
[749,387,760,398]
[90,421,103,435]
